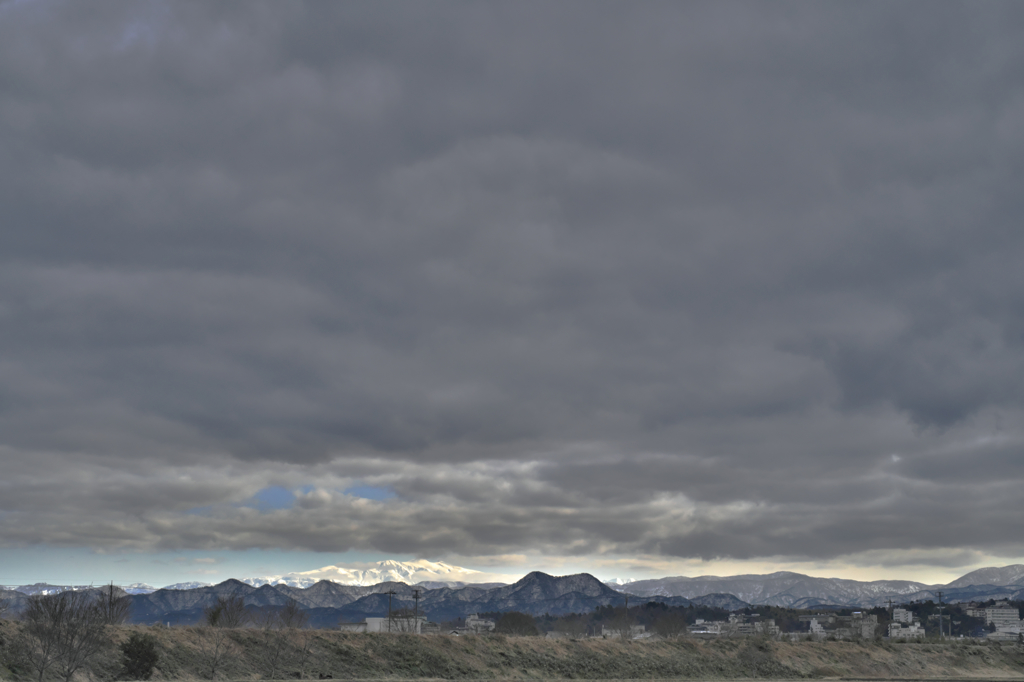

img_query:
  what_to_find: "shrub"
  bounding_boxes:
[120,633,159,680]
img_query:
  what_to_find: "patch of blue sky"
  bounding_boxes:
[184,485,393,514]
[248,485,296,510]
[344,485,396,501]
[185,486,299,515]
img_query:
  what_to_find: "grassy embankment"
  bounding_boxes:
[3,619,1024,680]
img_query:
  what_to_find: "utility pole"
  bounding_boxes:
[412,588,421,634]
[385,589,397,633]
[936,591,944,641]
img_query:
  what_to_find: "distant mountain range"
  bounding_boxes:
[2,559,507,594]
[6,563,1024,624]
[605,565,1024,608]
[127,571,630,626]
[2,570,632,626]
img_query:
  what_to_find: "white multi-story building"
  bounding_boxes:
[855,614,879,638]
[986,607,1021,629]
[888,622,925,639]
[602,624,646,639]
[688,619,724,636]
[892,608,913,624]
[965,603,987,619]
[339,615,427,633]
[754,620,781,637]
[465,614,495,633]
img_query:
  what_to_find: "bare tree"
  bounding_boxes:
[20,597,61,682]
[388,607,421,633]
[22,590,108,682]
[278,601,314,679]
[251,602,299,675]
[193,627,233,680]
[196,595,248,679]
[605,606,636,642]
[294,628,316,680]
[204,595,249,628]
[252,607,286,680]
[495,612,539,636]
[252,600,311,679]
[652,610,689,639]
[96,583,132,625]
[553,615,589,640]
[278,599,309,630]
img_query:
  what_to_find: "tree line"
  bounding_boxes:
[14,585,138,682]
[0,587,318,682]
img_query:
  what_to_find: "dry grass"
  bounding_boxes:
[3,619,1024,680]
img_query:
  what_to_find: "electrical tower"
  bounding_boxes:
[412,588,421,634]
[385,589,397,633]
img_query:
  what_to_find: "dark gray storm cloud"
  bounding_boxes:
[2,0,1023,569]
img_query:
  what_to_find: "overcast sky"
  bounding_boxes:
[2,0,1024,587]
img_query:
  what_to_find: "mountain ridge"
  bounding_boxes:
[118,571,637,625]
[12,563,1024,617]
[604,567,1024,607]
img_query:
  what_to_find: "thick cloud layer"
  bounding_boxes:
[2,1,1023,573]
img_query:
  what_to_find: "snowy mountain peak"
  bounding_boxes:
[123,583,157,594]
[161,581,213,591]
[241,559,512,588]
[604,577,636,587]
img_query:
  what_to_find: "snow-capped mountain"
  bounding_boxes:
[944,564,1024,588]
[609,571,931,607]
[604,577,636,587]
[13,583,88,595]
[124,583,158,594]
[242,559,513,588]
[12,582,156,596]
[161,581,213,591]
[115,571,644,625]
[241,575,320,589]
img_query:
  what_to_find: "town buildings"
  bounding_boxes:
[601,623,647,639]
[796,613,878,640]
[888,622,926,639]
[336,601,1024,641]
[464,614,496,633]
[338,615,429,633]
